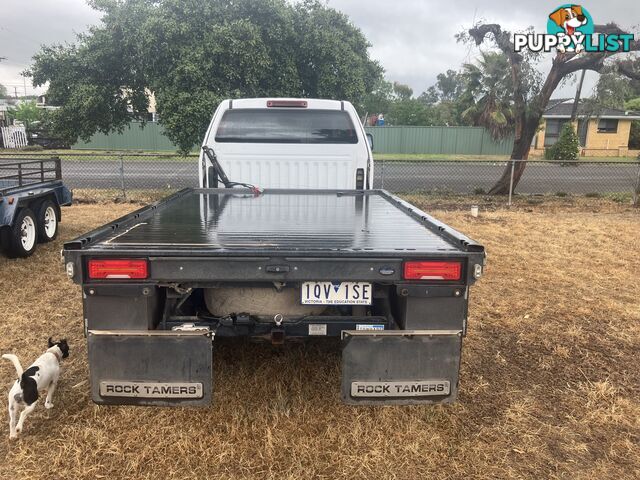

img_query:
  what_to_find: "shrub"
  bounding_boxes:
[20,145,44,151]
[607,193,630,204]
[545,123,580,162]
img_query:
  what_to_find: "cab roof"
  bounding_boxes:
[224,98,350,110]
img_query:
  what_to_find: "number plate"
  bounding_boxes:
[301,282,372,305]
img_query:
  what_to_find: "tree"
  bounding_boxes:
[435,69,464,102]
[590,63,640,150]
[417,70,467,125]
[365,64,513,128]
[360,78,394,117]
[418,86,439,106]
[8,100,42,129]
[0,83,7,98]
[418,66,505,127]
[29,0,382,153]
[590,64,640,108]
[360,79,435,126]
[459,51,515,140]
[392,81,413,101]
[387,98,434,126]
[463,22,640,194]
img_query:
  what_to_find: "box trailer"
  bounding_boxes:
[1,157,72,258]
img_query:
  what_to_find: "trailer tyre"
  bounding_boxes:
[0,227,9,254]
[6,208,38,258]
[36,199,59,242]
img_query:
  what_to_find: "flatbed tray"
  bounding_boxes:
[65,188,483,256]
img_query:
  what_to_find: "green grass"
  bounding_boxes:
[1,149,637,163]
[0,148,194,161]
[373,153,509,161]
[374,153,639,162]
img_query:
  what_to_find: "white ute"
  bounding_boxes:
[199,98,373,190]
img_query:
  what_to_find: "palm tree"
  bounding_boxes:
[460,51,514,140]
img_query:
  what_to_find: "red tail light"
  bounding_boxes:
[88,259,148,279]
[267,100,308,108]
[403,261,462,281]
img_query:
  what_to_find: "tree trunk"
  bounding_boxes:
[488,65,564,194]
[570,70,586,122]
[488,123,536,194]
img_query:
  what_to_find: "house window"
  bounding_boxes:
[544,119,569,147]
[597,119,618,133]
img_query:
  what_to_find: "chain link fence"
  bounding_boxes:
[1,152,639,204]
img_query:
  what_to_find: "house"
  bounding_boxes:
[0,98,14,127]
[531,99,640,157]
[124,89,158,122]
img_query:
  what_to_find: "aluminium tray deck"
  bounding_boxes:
[68,189,483,256]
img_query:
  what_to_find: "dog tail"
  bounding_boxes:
[2,354,23,377]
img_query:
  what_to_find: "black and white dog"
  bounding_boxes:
[2,337,69,439]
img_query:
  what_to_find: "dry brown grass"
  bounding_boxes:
[0,196,639,479]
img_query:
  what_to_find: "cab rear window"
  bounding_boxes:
[214,109,358,144]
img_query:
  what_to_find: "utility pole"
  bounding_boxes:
[14,86,18,99]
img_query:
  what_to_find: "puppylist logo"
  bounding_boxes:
[514,4,635,53]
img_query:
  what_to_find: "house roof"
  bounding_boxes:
[544,98,640,119]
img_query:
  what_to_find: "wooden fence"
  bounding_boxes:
[1,126,28,149]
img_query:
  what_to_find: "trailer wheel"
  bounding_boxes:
[0,227,9,254]
[36,199,59,242]
[5,208,38,258]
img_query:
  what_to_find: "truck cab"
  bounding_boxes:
[199,98,373,190]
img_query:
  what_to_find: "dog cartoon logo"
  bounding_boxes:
[547,4,594,52]
[514,4,633,54]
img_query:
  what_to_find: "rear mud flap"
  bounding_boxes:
[341,330,462,405]
[87,330,212,406]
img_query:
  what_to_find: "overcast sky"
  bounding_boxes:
[1,0,639,99]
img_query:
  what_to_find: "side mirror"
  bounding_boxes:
[366,132,374,151]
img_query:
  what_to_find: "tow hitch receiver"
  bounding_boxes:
[88,330,213,406]
[341,330,462,405]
